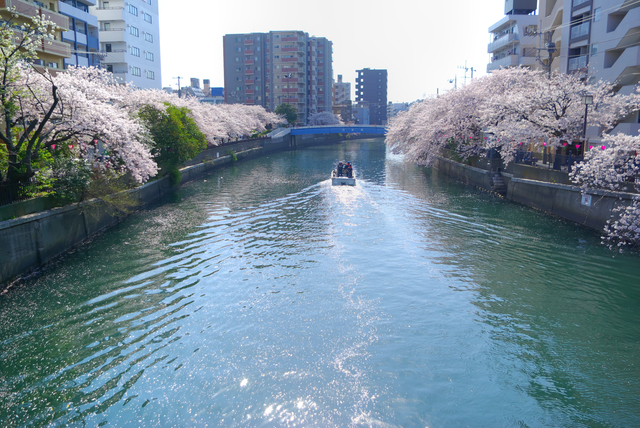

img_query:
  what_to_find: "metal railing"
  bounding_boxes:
[514,150,585,172]
[0,180,33,207]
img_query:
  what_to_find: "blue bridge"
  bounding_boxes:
[268,125,386,139]
[290,125,386,136]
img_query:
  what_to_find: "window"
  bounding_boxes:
[593,7,601,21]
[146,70,155,79]
[48,61,58,69]
[106,64,113,72]
[103,22,110,30]
[131,66,141,76]
[145,51,154,61]
[128,4,137,15]
[103,1,109,7]
[144,33,153,42]
[129,26,139,37]
[130,46,140,56]
[591,43,598,56]
[143,13,152,23]
[105,43,112,52]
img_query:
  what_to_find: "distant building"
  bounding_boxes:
[202,87,225,104]
[61,0,100,69]
[0,0,70,71]
[352,106,370,125]
[355,68,387,125]
[223,31,333,124]
[486,0,538,73]
[90,0,162,89]
[387,102,409,119]
[333,74,351,106]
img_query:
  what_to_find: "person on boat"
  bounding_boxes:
[346,163,353,178]
[337,162,343,177]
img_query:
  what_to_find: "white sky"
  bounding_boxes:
[158,0,507,103]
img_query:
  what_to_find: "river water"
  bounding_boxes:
[1,139,639,427]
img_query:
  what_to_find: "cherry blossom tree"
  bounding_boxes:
[387,68,638,166]
[571,132,640,249]
[307,111,341,126]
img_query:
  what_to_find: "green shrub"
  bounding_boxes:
[169,167,181,186]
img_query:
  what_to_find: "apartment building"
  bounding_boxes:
[355,68,387,125]
[0,0,70,71]
[487,0,539,72]
[333,74,351,106]
[223,30,333,124]
[90,0,162,89]
[60,0,99,68]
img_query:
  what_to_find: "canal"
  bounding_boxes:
[1,139,639,427]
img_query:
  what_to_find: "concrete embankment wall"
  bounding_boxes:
[432,156,635,231]
[0,145,266,287]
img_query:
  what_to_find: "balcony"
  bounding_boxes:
[244,39,253,45]
[570,22,590,40]
[282,57,296,62]
[99,28,125,43]
[282,36,298,42]
[282,77,298,83]
[245,89,255,95]
[282,67,298,72]
[568,54,588,71]
[487,33,517,53]
[244,49,253,55]
[487,55,518,71]
[244,69,254,75]
[245,79,255,84]
[1,0,70,30]
[282,47,298,52]
[244,59,254,65]
[90,5,125,21]
[36,38,71,57]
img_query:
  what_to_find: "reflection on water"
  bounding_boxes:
[1,140,639,427]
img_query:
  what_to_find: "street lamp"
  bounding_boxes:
[582,94,593,156]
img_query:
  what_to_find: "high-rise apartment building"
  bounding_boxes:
[223,31,333,124]
[355,68,388,125]
[487,0,640,136]
[60,0,100,68]
[0,0,70,71]
[90,0,162,89]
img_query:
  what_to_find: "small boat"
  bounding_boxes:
[331,163,356,186]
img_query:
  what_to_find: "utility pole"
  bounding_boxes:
[458,61,476,85]
[173,76,183,98]
[448,75,457,90]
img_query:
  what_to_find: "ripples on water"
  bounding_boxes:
[1,141,639,427]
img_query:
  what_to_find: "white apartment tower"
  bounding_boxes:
[487,0,539,72]
[90,0,162,89]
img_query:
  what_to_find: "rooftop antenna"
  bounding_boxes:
[173,76,183,98]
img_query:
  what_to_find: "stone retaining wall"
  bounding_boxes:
[433,156,635,232]
[0,147,261,287]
